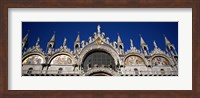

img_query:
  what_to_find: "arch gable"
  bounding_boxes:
[81,39,118,54]
[79,44,120,66]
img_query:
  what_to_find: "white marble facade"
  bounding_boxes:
[22,25,178,76]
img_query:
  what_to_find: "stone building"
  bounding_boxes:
[22,25,178,76]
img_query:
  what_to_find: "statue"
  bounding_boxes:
[113,41,117,48]
[86,42,88,45]
[97,24,101,33]
[106,37,109,43]
[89,37,92,43]
[153,40,158,49]
[94,32,97,38]
[144,50,147,55]
[102,32,105,38]
[63,38,67,47]
[81,40,85,47]
[36,37,40,46]
[130,39,133,49]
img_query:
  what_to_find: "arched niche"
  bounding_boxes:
[79,43,120,66]
[151,54,174,66]
[124,53,149,66]
[124,55,145,65]
[83,50,115,65]
[151,56,170,65]
[22,54,45,65]
[81,50,116,71]
[50,54,73,65]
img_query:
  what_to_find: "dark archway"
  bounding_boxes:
[82,50,115,72]
[88,71,112,76]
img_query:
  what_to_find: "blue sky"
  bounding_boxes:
[22,22,178,53]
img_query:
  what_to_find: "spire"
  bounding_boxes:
[164,34,171,46]
[117,33,122,43]
[75,32,80,43]
[163,34,177,56]
[117,33,124,54]
[140,34,146,46]
[23,32,29,42]
[140,34,149,55]
[153,40,158,49]
[22,31,29,50]
[50,32,55,42]
[47,32,56,51]
[74,32,81,52]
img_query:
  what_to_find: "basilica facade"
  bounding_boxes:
[22,25,178,76]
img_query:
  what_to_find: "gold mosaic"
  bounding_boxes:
[125,55,145,65]
[51,55,72,65]
[22,55,44,64]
